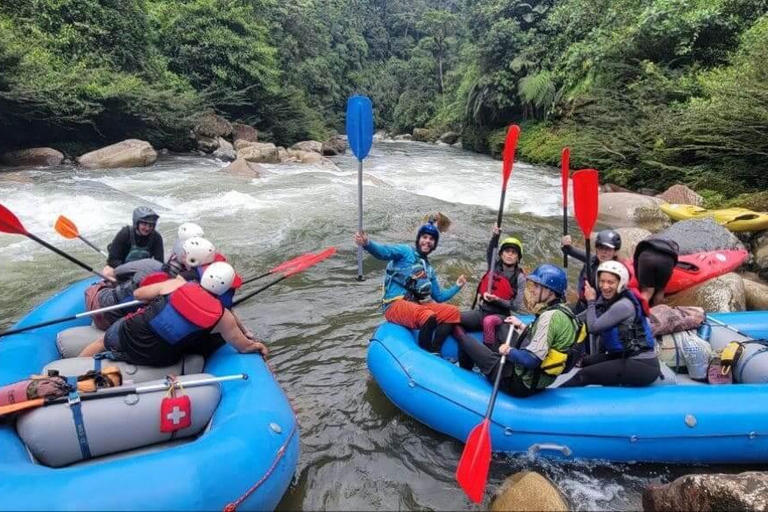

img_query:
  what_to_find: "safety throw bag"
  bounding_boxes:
[649,305,705,337]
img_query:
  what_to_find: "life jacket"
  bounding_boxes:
[125,228,152,263]
[538,303,588,377]
[477,265,520,301]
[147,283,224,346]
[599,291,655,355]
[382,258,432,303]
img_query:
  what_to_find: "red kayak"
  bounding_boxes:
[624,249,749,294]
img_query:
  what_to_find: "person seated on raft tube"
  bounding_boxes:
[79,262,267,366]
[633,236,680,307]
[559,261,661,388]
[456,264,580,398]
[85,236,219,331]
[561,229,622,314]
[102,206,164,280]
[353,219,467,353]
[459,224,526,346]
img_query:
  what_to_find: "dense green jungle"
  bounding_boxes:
[1,0,768,205]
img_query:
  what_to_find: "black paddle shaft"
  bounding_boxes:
[563,208,568,268]
[27,232,112,281]
[0,315,77,338]
[232,274,287,307]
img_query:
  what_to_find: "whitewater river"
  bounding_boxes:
[0,142,747,510]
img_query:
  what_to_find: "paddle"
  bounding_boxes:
[561,147,570,268]
[572,169,600,353]
[456,323,517,503]
[241,251,317,286]
[55,215,108,257]
[346,95,374,282]
[233,247,337,307]
[481,125,520,307]
[0,373,247,417]
[0,299,143,339]
[0,203,114,282]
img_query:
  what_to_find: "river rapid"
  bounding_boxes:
[0,142,743,510]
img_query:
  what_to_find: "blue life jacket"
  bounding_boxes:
[383,257,432,304]
[148,284,224,345]
[600,291,655,354]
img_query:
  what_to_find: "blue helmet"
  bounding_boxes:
[526,264,567,296]
[416,219,440,252]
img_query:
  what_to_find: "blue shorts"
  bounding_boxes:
[103,317,127,353]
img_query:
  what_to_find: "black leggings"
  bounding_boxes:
[559,353,661,387]
[455,327,540,398]
[636,249,676,305]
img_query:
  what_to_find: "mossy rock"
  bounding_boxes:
[725,191,768,212]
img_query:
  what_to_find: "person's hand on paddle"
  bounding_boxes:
[584,281,597,301]
[498,343,513,356]
[482,292,500,303]
[492,224,500,236]
[561,235,572,248]
[353,231,368,247]
[456,274,467,287]
[101,266,116,281]
[504,315,525,332]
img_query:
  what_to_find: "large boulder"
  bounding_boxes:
[598,192,669,231]
[234,139,256,152]
[77,139,157,169]
[193,113,232,139]
[1,147,64,167]
[237,143,280,164]
[394,134,412,141]
[744,277,768,311]
[656,184,704,206]
[657,218,745,255]
[490,471,568,512]
[615,227,653,260]
[373,130,387,142]
[231,123,258,143]
[665,273,746,312]
[290,140,322,154]
[322,135,347,156]
[599,183,633,194]
[213,137,236,162]
[439,131,460,145]
[751,231,768,281]
[220,158,263,178]
[643,472,768,511]
[412,128,438,143]
[196,136,219,154]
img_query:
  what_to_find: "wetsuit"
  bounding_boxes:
[559,291,660,387]
[107,226,164,268]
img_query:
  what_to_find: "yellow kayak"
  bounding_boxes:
[659,203,768,232]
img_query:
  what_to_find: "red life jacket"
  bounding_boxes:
[140,271,172,287]
[477,266,520,300]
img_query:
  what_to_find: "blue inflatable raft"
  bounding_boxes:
[0,279,299,511]
[368,313,768,464]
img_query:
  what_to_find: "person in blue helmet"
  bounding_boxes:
[354,218,467,353]
[103,206,164,280]
[456,264,582,397]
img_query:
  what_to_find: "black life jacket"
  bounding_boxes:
[596,291,655,356]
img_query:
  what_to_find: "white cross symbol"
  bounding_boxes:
[167,406,187,425]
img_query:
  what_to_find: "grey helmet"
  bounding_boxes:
[132,206,159,228]
[595,229,621,250]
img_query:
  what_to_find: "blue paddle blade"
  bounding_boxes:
[346,95,374,161]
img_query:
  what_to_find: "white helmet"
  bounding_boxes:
[596,260,630,293]
[201,262,235,296]
[182,237,216,268]
[177,222,204,242]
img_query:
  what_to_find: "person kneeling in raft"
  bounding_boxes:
[79,262,268,366]
[354,218,467,353]
[456,264,582,398]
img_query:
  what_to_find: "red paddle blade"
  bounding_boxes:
[561,147,570,207]
[572,169,600,238]
[283,247,336,277]
[55,215,79,239]
[0,203,28,235]
[501,125,521,188]
[270,252,316,274]
[456,420,492,504]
